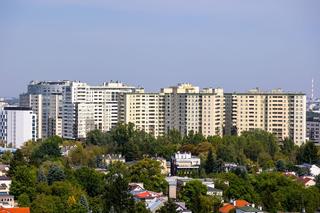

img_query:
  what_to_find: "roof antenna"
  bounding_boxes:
[311,78,314,102]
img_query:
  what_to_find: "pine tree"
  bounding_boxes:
[8,149,26,177]
[79,195,90,212]
[37,169,47,183]
[205,150,214,174]
[47,165,65,185]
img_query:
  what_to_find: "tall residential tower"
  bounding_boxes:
[224,88,306,145]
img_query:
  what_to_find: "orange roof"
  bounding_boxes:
[135,191,152,199]
[235,200,250,207]
[219,204,235,213]
[0,207,30,213]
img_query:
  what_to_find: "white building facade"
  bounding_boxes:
[62,81,137,139]
[170,152,201,176]
[0,107,37,148]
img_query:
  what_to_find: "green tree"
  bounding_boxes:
[315,175,320,189]
[111,123,135,148]
[205,150,214,174]
[185,130,205,145]
[297,142,319,164]
[303,187,320,213]
[18,193,31,207]
[199,195,214,213]
[79,195,90,212]
[104,162,131,212]
[281,138,295,155]
[0,151,13,164]
[8,149,26,177]
[10,165,36,198]
[217,143,236,163]
[156,199,177,213]
[89,196,104,213]
[167,129,183,144]
[128,201,150,213]
[123,140,142,161]
[86,129,112,146]
[180,180,208,213]
[275,160,287,172]
[242,130,279,158]
[31,137,62,164]
[47,165,65,185]
[75,167,105,197]
[130,158,168,193]
[252,172,316,212]
[37,169,47,183]
[223,173,257,203]
[31,194,64,213]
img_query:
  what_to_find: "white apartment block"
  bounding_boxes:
[20,94,43,139]
[121,84,224,137]
[0,107,37,148]
[121,90,166,137]
[62,81,137,139]
[20,81,70,138]
[224,88,306,145]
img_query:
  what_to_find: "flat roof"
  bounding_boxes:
[3,107,32,111]
[224,92,305,96]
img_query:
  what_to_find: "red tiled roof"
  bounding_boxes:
[219,199,250,213]
[219,204,235,213]
[0,207,30,213]
[135,191,151,199]
[235,200,250,207]
[134,190,162,199]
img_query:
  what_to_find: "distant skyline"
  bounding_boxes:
[1,0,319,97]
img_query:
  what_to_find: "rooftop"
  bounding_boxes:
[219,204,235,213]
[0,207,30,213]
[237,206,263,212]
[3,107,32,111]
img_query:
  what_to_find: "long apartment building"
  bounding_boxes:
[224,88,306,145]
[20,80,137,139]
[18,81,307,145]
[121,84,225,137]
[61,81,137,139]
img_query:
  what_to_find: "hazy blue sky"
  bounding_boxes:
[1,0,319,97]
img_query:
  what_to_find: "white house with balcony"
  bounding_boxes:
[170,152,201,176]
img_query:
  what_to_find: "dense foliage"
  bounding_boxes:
[3,123,320,213]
